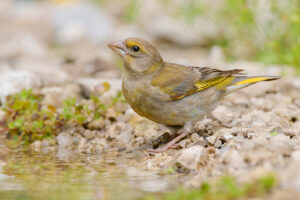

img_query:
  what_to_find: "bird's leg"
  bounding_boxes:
[147,122,192,153]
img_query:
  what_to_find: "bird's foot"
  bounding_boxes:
[147,132,188,153]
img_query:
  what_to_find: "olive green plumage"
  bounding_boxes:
[108,37,280,126]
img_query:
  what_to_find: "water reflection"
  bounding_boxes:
[0,149,177,200]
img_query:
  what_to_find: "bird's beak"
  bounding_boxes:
[107,40,127,57]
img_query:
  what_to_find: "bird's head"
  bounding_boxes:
[108,37,163,75]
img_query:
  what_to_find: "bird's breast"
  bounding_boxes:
[122,76,148,117]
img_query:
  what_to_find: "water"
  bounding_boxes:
[0,149,178,200]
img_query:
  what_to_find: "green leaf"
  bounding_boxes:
[270,131,278,136]
[14,118,24,128]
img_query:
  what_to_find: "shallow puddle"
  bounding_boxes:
[0,149,178,200]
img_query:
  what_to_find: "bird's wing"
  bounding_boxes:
[151,63,244,100]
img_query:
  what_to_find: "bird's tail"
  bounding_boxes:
[226,76,280,93]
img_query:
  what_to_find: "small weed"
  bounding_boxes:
[1,89,60,143]
[270,131,279,136]
[0,88,127,145]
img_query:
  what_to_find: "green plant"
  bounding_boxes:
[215,0,299,69]
[1,89,60,144]
[0,88,127,145]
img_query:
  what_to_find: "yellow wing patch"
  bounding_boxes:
[151,64,243,100]
[170,77,234,100]
[234,77,271,85]
[194,76,232,91]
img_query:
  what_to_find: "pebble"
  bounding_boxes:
[87,119,106,130]
[214,139,222,148]
[0,69,42,102]
[57,132,73,148]
[82,130,96,140]
[176,145,209,170]
[206,135,217,145]
[190,133,200,142]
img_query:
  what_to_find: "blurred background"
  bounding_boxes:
[0,1,300,199]
[0,0,299,99]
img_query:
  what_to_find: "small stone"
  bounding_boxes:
[223,133,234,140]
[115,102,129,113]
[284,128,297,137]
[135,136,145,145]
[206,146,216,154]
[214,139,222,148]
[194,140,208,147]
[217,135,227,143]
[246,132,256,139]
[106,107,117,119]
[206,136,216,145]
[0,69,42,102]
[176,145,208,170]
[30,141,42,152]
[78,78,121,98]
[292,78,300,90]
[73,135,84,145]
[116,113,132,123]
[194,118,212,131]
[0,110,5,121]
[178,139,190,149]
[41,140,49,147]
[215,128,236,141]
[87,118,106,130]
[77,137,88,153]
[83,130,96,140]
[190,133,200,142]
[41,85,80,108]
[57,132,73,148]
[223,149,245,168]
[291,151,300,162]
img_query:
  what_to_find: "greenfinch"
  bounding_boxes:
[108,37,280,152]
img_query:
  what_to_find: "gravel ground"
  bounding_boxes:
[51,78,300,194]
[1,0,300,198]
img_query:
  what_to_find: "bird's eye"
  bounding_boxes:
[132,46,140,52]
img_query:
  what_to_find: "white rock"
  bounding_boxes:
[83,130,96,140]
[206,135,216,145]
[41,85,80,107]
[78,78,121,98]
[212,105,236,123]
[15,61,71,86]
[223,149,245,168]
[214,139,222,148]
[291,151,300,162]
[57,132,73,148]
[0,110,5,121]
[176,145,208,170]
[30,141,42,152]
[0,69,42,102]
[292,78,300,90]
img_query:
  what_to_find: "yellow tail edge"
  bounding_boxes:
[234,76,280,86]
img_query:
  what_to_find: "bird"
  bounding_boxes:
[108,37,280,153]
